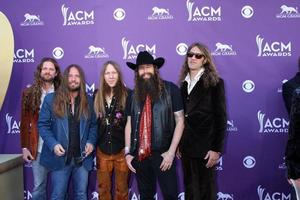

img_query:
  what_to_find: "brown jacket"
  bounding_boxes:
[20,89,40,160]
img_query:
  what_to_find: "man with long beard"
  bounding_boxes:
[125,51,184,200]
[20,57,61,200]
[38,64,97,200]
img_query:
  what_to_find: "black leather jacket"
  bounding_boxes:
[129,81,175,154]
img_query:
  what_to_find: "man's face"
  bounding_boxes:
[187,46,206,71]
[68,67,81,91]
[40,61,57,82]
[104,64,118,88]
[138,64,155,80]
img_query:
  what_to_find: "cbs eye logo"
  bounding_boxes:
[243,156,256,168]
[113,8,126,21]
[176,43,188,56]
[241,5,254,18]
[242,80,255,93]
[52,47,64,59]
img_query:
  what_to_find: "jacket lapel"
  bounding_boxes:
[61,116,69,139]
[182,79,206,114]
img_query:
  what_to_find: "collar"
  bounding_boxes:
[184,68,205,83]
[42,84,54,94]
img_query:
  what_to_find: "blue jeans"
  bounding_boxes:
[32,152,49,200]
[50,161,89,200]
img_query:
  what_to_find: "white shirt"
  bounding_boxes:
[184,68,205,94]
[37,85,55,153]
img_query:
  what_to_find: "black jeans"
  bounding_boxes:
[132,152,178,200]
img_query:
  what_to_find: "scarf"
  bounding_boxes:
[138,95,152,161]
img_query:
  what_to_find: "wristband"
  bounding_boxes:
[124,146,130,155]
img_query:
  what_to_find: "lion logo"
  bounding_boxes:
[152,7,170,16]
[280,5,298,14]
[24,13,40,22]
[217,192,234,200]
[88,45,105,55]
[215,43,233,52]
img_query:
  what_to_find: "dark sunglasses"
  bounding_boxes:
[74,151,87,165]
[187,52,205,59]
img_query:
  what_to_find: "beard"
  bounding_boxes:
[41,74,55,83]
[68,82,80,92]
[135,73,160,103]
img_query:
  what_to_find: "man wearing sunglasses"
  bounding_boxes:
[178,43,227,200]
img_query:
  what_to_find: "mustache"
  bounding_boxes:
[135,74,160,102]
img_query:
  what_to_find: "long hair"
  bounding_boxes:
[94,61,128,117]
[134,67,164,103]
[179,42,219,88]
[22,57,61,113]
[53,64,89,119]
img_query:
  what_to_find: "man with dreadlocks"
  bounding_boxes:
[20,57,61,200]
[124,51,184,200]
[38,64,97,200]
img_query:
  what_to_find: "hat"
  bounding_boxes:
[126,51,165,70]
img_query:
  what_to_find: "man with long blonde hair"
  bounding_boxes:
[94,61,130,200]
[38,64,97,200]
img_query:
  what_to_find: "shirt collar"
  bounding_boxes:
[42,84,55,94]
[184,68,205,83]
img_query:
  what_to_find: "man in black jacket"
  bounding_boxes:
[178,43,227,200]
[282,57,300,114]
[125,51,184,200]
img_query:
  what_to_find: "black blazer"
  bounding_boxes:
[180,76,227,158]
[282,72,300,114]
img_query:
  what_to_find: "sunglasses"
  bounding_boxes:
[187,52,205,59]
[74,151,87,165]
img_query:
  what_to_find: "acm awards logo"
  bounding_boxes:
[20,13,44,26]
[257,185,290,200]
[122,37,156,60]
[257,110,289,133]
[276,5,300,18]
[186,0,221,22]
[211,42,237,56]
[5,113,20,134]
[256,35,291,57]
[61,4,94,26]
[84,45,109,59]
[13,49,34,63]
[148,6,173,20]
[86,83,95,97]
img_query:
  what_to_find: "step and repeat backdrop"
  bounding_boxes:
[1,0,300,199]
